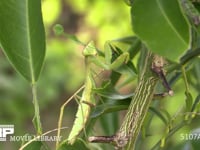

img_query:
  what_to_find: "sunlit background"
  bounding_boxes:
[0,0,131,149]
[0,0,200,150]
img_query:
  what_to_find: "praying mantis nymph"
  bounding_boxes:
[67,41,130,145]
[67,42,97,144]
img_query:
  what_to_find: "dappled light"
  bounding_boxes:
[0,0,200,150]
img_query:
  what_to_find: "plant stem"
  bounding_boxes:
[114,50,159,149]
[168,48,200,73]
[151,121,186,150]
[181,66,190,93]
[180,48,200,65]
[32,83,42,135]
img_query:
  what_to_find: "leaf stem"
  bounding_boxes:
[181,66,190,93]
[32,83,42,135]
[151,121,186,150]
[168,48,200,73]
[180,48,200,65]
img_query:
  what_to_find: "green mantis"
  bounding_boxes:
[66,41,131,145]
[53,24,133,148]
[67,42,97,144]
[56,36,174,150]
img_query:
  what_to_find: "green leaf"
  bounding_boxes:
[185,91,193,111]
[23,141,44,150]
[112,36,138,44]
[127,37,141,59]
[190,128,200,150]
[193,58,200,90]
[131,0,191,61]
[0,0,45,82]
[111,36,142,60]
[108,45,137,75]
[59,139,90,150]
[99,112,119,135]
[191,94,200,112]
[110,52,130,70]
[149,107,168,125]
[93,81,134,100]
[91,99,130,118]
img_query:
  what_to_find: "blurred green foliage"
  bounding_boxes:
[0,0,200,150]
[0,0,130,149]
